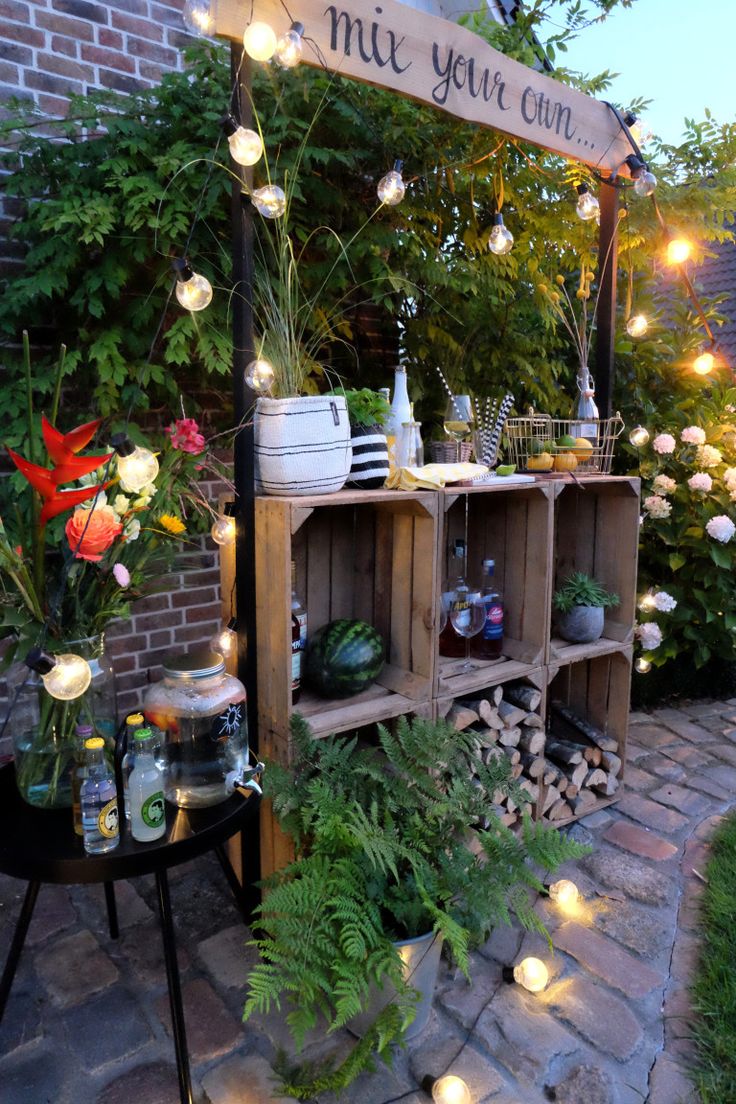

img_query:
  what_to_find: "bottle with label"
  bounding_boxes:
[128,728,167,842]
[80,737,120,855]
[386,366,411,471]
[121,711,144,821]
[71,723,94,837]
[471,559,505,658]
[439,538,470,658]
[291,561,307,704]
[570,366,599,442]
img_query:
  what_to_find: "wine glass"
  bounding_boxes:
[449,594,487,673]
[444,395,474,463]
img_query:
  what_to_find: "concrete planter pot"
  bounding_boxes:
[349,930,443,1041]
[556,604,605,644]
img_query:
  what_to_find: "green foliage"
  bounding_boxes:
[327,388,391,429]
[246,712,587,1095]
[553,571,619,613]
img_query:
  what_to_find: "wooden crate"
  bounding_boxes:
[436,483,554,699]
[550,476,640,664]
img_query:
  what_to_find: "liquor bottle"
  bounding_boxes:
[439,539,470,658]
[80,737,120,855]
[128,728,167,842]
[386,366,411,471]
[71,723,93,837]
[291,561,307,704]
[570,366,599,442]
[121,711,145,821]
[471,559,505,658]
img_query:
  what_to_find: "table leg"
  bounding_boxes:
[213,843,250,924]
[103,881,119,940]
[0,880,40,1023]
[155,869,193,1104]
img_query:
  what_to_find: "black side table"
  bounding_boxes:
[0,763,260,1104]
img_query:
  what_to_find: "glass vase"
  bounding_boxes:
[9,633,118,809]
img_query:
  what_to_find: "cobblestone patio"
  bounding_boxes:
[2,697,733,1104]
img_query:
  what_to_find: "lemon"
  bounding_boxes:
[526,452,553,471]
[572,437,594,459]
[553,452,578,472]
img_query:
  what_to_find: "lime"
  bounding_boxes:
[496,464,516,477]
[555,434,577,449]
[529,438,546,455]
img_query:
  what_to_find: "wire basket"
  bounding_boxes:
[504,409,625,474]
[429,441,473,464]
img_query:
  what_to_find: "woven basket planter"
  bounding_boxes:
[346,424,389,489]
[254,395,352,496]
[429,440,472,464]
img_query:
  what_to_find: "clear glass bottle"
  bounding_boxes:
[128,728,167,842]
[71,723,93,837]
[439,539,470,659]
[570,366,599,442]
[291,561,307,705]
[121,712,144,821]
[386,366,411,471]
[471,559,505,658]
[80,737,120,855]
[398,403,424,468]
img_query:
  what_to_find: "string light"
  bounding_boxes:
[252,184,286,219]
[172,258,213,312]
[211,512,236,546]
[26,648,92,702]
[626,314,649,338]
[638,588,657,612]
[488,212,514,255]
[628,425,650,448]
[245,358,275,392]
[210,618,238,659]
[111,433,159,493]
[548,879,580,910]
[221,115,263,167]
[625,154,657,197]
[182,0,212,35]
[503,957,549,993]
[635,657,652,674]
[421,1074,472,1104]
[377,160,406,206]
[575,183,599,222]
[693,350,715,375]
[666,238,692,265]
[275,21,304,68]
[243,21,277,61]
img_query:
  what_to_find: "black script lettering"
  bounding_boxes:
[466,61,509,109]
[432,43,454,105]
[326,6,411,73]
[433,45,510,110]
[452,54,467,90]
[521,85,577,139]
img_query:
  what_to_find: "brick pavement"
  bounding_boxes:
[2,698,733,1103]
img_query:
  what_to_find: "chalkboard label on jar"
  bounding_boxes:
[211,700,245,742]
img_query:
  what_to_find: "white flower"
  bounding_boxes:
[688,472,713,492]
[697,444,722,468]
[123,517,141,542]
[80,490,108,510]
[681,426,706,445]
[723,467,736,490]
[654,591,677,612]
[112,494,130,516]
[652,433,676,455]
[636,621,663,650]
[643,494,672,519]
[706,515,735,543]
[653,474,677,495]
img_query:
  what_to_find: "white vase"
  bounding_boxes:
[254,395,352,496]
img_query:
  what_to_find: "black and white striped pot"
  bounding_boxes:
[254,395,352,496]
[346,424,389,489]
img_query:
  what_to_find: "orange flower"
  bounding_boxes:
[65,505,122,562]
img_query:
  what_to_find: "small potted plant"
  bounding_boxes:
[553,571,619,643]
[328,387,390,488]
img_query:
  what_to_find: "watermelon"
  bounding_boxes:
[305,619,385,698]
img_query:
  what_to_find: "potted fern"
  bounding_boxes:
[553,571,619,643]
[244,713,586,1098]
[328,387,391,489]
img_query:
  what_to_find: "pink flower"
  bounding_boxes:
[113,563,131,588]
[652,433,676,455]
[681,426,706,445]
[687,472,713,492]
[167,418,206,455]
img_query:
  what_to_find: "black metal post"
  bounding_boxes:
[596,178,621,419]
[0,879,40,1022]
[155,869,193,1104]
[103,881,119,940]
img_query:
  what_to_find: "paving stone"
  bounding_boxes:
[108,879,153,929]
[679,700,723,718]
[155,978,242,1063]
[660,744,713,769]
[475,985,578,1084]
[62,986,152,1072]
[0,1049,65,1104]
[651,706,689,724]
[619,763,658,791]
[616,793,689,834]
[627,723,678,749]
[197,922,257,990]
[648,1053,698,1104]
[603,820,678,861]
[113,921,191,986]
[594,899,672,957]
[201,1053,292,1103]
[664,986,695,1039]
[628,711,654,724]
[706,742,736,767]
[648,782,713,817]
[581,848,675,905]
[640,755,687,782]
[440,955,501,1028]
[701,763,736,791]
[554,922,665,998]
[320,1060,414,1104]
[550,1062,613,1104]
[479,923,523,965]
[26,884,76,945]
[35,928,119,1008]
[657,718,713,745]
[577,809,613,829]
[543,976,642,1059]
[670,930,701,985]
[409,1033,506,1099]
[97,1062,181,1104]
[0,987,44,1055]
[694,813,726,840]
[682,836,710,879]
[681,772,732,801]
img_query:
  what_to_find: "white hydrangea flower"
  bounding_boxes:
[706,515,736,543]
[643,494,672,519]
[636,622,663,650]
[723,467,736,489]
[681,426,706,445]
[654,591,677,612]
[697,444,722,468]
[688,472,713,492]
[652,433,676,455]
[653,474,677,495]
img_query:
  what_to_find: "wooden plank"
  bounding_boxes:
[410,512,437,683]
[389,512,414,671]
[255,498,292,765]
[215,0,633,172]
[353,507,377,626]
[329,506,355,621]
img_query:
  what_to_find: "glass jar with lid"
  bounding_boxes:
[142,649,247,808]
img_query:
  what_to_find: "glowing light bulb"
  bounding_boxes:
[488,213,514,255]
[548,879,580,911]
[694,351,715,375]
[638,589,657,612]
[513,957,549,993]
[575,184,599,221]
[252,184,286,219]
[245,358,275,393]
[243,21,277,61]
[633,169,657,198]
[627,314,648,338]
[635,657,652,674]
[275,21,304,68]
[628,425,650,448]
[211,515,236,546]
[34,652,92,701]
[377,161,406,206]
[228,127,263,167]
[174,261,213,312]
[210,620,238,659]
[431,1074,472,1104]
[182,0,212,35]
[667,238,692,265]
[115,444,159,493]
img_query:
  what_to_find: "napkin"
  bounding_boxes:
[385,463,488,490]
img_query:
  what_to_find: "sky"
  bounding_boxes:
[551,0,736,146]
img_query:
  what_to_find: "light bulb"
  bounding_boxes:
[694,351,715,375]
[377,161,405,206]
[210,621,237,659]
[252,184,286,219]
[211,515,236,546]
[116,445,159,494]
[228,127,263,167]
[635,657,652,674]
[667,238,692,265]
[275,22,304,68]
[575,185,599,221]
[513,957,549,993]
[638,589,657,612]
[627,314,648,338]
[633,170,657,198]
[549,879,580,909]
[245,358,275,393]
[182,0,212,35]
[243,21,277,61]
[175,267,213,312]
[431,1075,472,1104]
[628,425,650,448]
[43,654,92,701]
[488,213,514,255]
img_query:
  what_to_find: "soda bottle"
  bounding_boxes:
[80,737,120,855]
[471,559,505,658]
[121,712,144,820]
[71,723,93,837]
[128,728,167,843]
